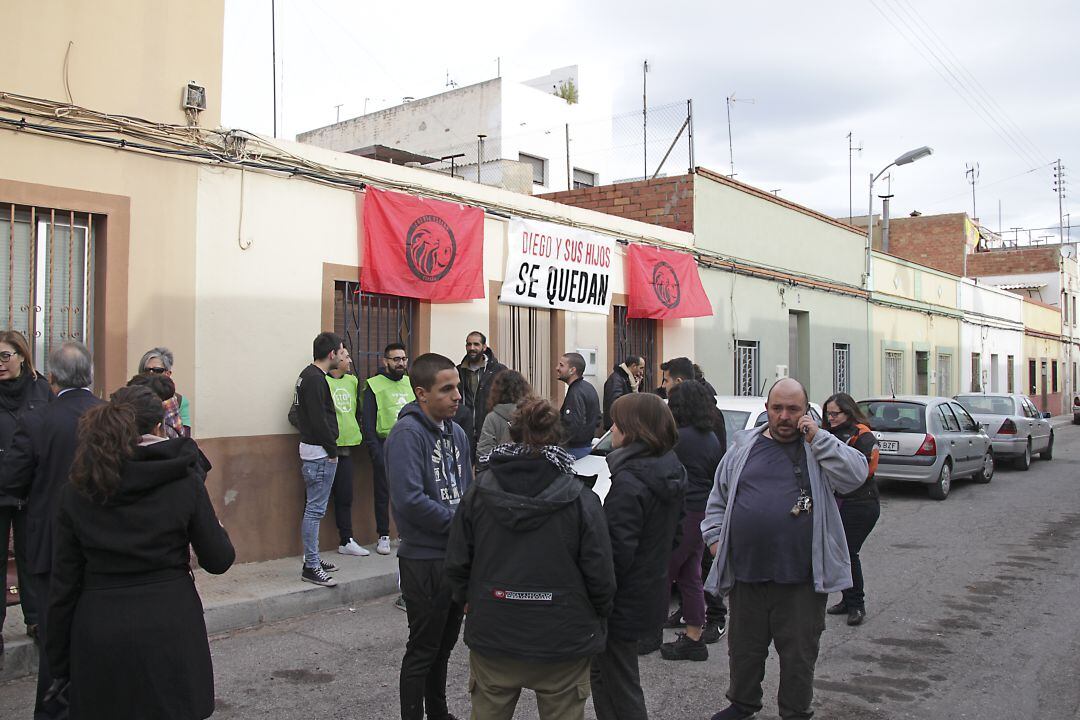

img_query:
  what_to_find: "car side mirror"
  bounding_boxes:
[1042,412,1052,419]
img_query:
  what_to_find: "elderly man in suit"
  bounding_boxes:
[0,342,102,719]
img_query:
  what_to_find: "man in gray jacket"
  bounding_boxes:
[701,378,866,720]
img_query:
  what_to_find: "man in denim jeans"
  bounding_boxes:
[290,332,345,587]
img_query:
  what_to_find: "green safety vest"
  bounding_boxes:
[326,374,363,447]
[366,374,416,438]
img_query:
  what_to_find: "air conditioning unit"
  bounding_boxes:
[775,365,789,380]
[182,82,207,112]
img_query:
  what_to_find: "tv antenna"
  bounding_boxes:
[848,132,862,222]
[446,70,458,89]
[965,162,980,220]
[726,93,754,177]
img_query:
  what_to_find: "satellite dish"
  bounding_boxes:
[1060,244,1075,259]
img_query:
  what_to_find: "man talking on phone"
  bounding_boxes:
[700,378,867,720]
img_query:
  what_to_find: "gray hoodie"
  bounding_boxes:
[476,402,516,462]
[701,424,867,595]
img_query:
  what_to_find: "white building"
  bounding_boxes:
[296,66,612,194]
[959,279,1025,395]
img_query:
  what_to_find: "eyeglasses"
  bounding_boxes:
[146,367,168,374]
[386,356,408,363]
[0,351,19,362]
[826,411,846,418]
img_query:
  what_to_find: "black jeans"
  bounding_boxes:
[838,497,881,610]
[591,638,647,720]
[29,572,65,719]
[369,444,391,537]
[1,505,38,628]
[727,581,827,720]
[330,451,354,545]
[702,544,727,626]
[398,557,463,720]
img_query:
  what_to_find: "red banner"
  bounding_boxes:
[626,244,713,319]
[360,187,485,301]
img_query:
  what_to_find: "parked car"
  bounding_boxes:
[857,395,993,501]
[573,395,822,503]
[953,393,1053,470]
[1073,395,1080,425]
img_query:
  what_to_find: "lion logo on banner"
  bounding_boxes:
[651,261,681,309]
[406,214,457,282]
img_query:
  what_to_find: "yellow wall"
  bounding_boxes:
[872,252,959,308]
[2,1,225,128]
[870,304,960,397]
[1023,300,1062,335]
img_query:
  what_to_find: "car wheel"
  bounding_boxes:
[928,461,952,500]
[1014,441,1032,471]
[1040,433,1054,461]
[972,451,994,483]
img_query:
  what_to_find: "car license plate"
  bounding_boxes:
[879,440,899,453]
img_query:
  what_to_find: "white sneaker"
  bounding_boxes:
[338,539,370,556]
[376,536,392,555]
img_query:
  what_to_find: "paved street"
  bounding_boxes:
[4,424,1080,719]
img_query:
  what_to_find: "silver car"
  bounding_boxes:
[858,396,993,501]
[953,393,1053,471]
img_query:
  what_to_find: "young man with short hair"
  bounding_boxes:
[291,332,344,587]
[386,353,473,720]
[326,348,369,558]
[556,352,601,460]
[362,342,415,555]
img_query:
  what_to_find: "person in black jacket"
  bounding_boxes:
[602,355,644,430]
[660,381,724,662]
[0,341,101,718]
[0,330,53,652]
[592,392,686,720]
[556,352,601,459]
[456,331,507,461]
[446,397,616,720]
[47,385,234,720]
[289,331,344,587]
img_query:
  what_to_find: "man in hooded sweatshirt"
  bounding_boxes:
[386,353,473,720]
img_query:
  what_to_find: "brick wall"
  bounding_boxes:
[539,175,694,232]
[966,245,1061,277]
[884,213,968,276]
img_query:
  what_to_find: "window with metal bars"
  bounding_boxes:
[334,281,418,381]
[883,350,903,396]
[1007,355,1015,393]
[735,340,759,396]
[0,203,95,373]
[970,353,982,392]
[937,354,951,396]
[613,305,657,390]
[832,343,850,394]
[496,304,552,399]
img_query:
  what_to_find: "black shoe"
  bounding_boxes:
[26,623,38,640]
[847,607,866,626]
[701,621,727,644]
[637,629,662,656]
[660,632,709,661]
[663,607,686,628]
[301,565,338,587]
[319,560,339,573]
[827,601,848,615]
[710,704,757,720]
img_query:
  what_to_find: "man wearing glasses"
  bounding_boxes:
[362,343,415,556]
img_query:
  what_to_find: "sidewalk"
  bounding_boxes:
[1,545,399,682]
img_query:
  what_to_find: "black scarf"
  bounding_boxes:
[0,372,32,412]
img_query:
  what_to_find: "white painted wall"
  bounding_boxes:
[959,280,1025,394]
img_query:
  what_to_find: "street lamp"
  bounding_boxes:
[865,146,933,287]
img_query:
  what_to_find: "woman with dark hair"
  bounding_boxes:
[446,397,615,720]
[659,380,724,662]
[46,385,235,719]
[0,330,52,651]
[820,392,880,627]
[591,392,685,720]
[476,369,533,464]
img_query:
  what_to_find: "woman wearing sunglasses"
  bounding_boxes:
[139,347,190,438]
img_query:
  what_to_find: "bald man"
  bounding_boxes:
[700,379,868,720]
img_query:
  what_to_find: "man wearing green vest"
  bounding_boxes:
[327,348,370,557]
[362,342,415,556]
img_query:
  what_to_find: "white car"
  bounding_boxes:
[573,395,823,503]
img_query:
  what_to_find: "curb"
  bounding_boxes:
[1,568,399,683]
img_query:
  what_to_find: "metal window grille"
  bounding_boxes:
[832,343,850,394]
[735,340,759,396]
[970,353,981,392]
[1,203,95,374]
[334,281,418,381]
[915,352,930,394]
[937,354,951,396]
[1028,359,1037,395]
[519,153,547,186]
[496,303,551,399]
[614,305,657,390]
[572,168,597,189]
[884,350,903,395]
[1007,355,1015,393]
[1052,360,1059,393]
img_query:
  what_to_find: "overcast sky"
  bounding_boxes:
[222,0,1079,241]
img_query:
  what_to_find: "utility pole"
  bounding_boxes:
[848,132,862,223]
[334,104,342,123]
[965,162,980,221]
[643,60,649,181]
[726,94,754,177]
[271,0,277,137]
[1055,158,1070,411]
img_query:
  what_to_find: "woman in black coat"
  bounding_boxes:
[0,330,53,649]
[46,385,235,720]
[591,392,685,720]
